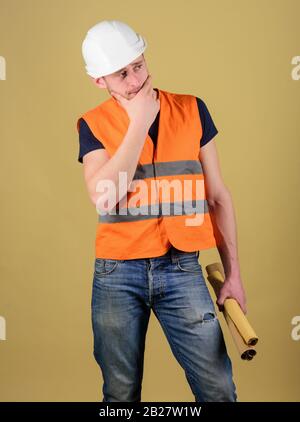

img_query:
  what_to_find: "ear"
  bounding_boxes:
[90,76,107,89]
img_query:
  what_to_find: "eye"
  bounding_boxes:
[120,64,143,79]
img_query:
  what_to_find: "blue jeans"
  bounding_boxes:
[91,246,237,402]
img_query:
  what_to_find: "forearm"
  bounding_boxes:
[89,121,148,210]
[208,188,241,279]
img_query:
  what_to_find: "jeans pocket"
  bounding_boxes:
[176,253,203,273]
[94,258,120,276]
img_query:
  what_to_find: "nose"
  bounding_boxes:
[126,72,140,92]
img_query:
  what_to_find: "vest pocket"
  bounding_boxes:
[176,253,203,273]
[94,258,120,276]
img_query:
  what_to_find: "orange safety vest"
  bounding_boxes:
[77,88,218,259]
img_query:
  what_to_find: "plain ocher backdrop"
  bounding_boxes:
[0,0,299,401]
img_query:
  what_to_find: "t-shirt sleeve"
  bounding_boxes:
[78,118,105,163]
[196,97,218,148]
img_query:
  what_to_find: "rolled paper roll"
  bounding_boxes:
[223,309,257,360]
[205,262,258,360]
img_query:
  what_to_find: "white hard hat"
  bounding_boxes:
[81,20,148,78]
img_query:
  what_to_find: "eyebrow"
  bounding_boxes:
[113,60,144,75]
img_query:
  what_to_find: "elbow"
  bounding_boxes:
[207,186,231,208]
[90,194,98,207]
[90,192,117,214]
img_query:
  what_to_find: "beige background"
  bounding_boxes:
[0,0,299,401]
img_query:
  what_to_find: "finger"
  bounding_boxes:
[141,75,152,93]
[216,300,224,313]
[146,76,154,94]
[217,293,227,306]
[235,299,247,314]
[111,90,127,105]
[110,90,119,101]
[241,304,247,314]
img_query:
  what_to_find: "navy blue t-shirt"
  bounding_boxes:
[77,96,218,163]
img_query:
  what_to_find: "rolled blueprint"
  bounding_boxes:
[205,262,258,360]
[223,310,256,360]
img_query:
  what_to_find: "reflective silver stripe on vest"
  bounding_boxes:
[133,160,203,180]
[98,200,210,223]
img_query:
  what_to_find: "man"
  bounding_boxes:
[77,20,246,402]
